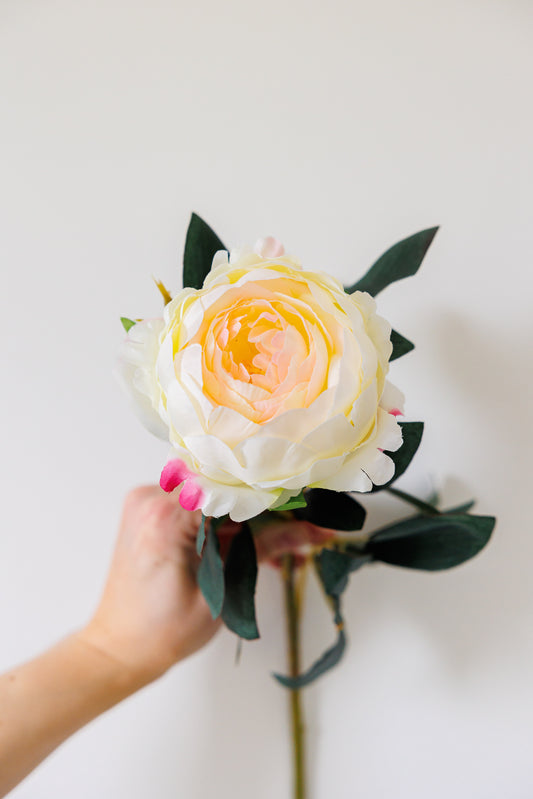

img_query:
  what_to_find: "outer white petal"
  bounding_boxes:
[314,409,402,492]
[313,460,373,493]
[183,434,246,479]
[115,320,168,440]
[207,405,259,448]
[256,452,346,490]
[200,481,279,522]
[301,413,358,455]
[380,380,405,415]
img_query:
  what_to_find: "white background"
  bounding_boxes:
[1,1,532,797]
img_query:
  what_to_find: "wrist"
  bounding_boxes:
[76,618,172,692]
[73,623,160,697]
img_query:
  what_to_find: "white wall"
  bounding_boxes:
[1,1,532,796]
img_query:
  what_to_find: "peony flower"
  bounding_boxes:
[117,240,404,521]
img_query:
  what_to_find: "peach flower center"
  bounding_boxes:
[184,277,346,424]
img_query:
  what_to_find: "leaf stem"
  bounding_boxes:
[282,554,306,799]
[386,486,439,515]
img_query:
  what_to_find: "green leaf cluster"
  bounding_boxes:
[274,497,495,688]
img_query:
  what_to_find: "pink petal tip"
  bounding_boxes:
[178,479,204,512]
[160,458,192,493]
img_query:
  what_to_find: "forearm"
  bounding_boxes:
[0,632,143,797]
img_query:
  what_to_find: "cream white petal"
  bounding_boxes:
[207,405,259,448]
[115,320,168,440]
[380,380,406,415]
[200,482,279,521]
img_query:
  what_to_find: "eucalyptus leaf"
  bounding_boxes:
[222,523,259,640]
[365,513,495,571]
[197,523,224,619]
[183,212,226,290]
[316,548,371,596]
[373,421,424,492]
[273,548,356,688]
[120,317,136,332]
[294,488,366,531]
[196,514,206,556]
[274,623,346,689]
[390,329,415,361]
[346,227,439,296]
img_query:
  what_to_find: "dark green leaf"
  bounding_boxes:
[390,329,415,361]
[120,317,136,332]
[196,514,206,556]
[316,548,371,596]
[222,523,259,640]
[274,546,365,688]
[365,513,495,571]
[197,524,224,619]
[274,623,346,689]
[316,549,353,596]
[373,421,424,492]
[183,212,226,290]
[275,491,307,512]
[346,227,439,296]
[294,488,366,531]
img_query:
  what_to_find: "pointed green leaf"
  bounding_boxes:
[295,488,366,531]
[373,421,424,492]
[222,523,259,640]
[316,547,371,596]
[275,491,307,512]
[183,212,226,290]
[196,514,206,556]
[120,317,136,332]
[197,524,224,619]
[390,329,415,361]
[274,547,363,688]
[346,227,439,296]
[365,513,495,571]
[274,622,346,689]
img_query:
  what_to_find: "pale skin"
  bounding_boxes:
[0,486,333,797]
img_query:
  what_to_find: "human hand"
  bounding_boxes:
[80,486,333,689]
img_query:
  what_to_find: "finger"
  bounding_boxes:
[254,520,335,563]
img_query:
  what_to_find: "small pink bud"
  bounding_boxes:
[254,237,285,259]
[160,458,192,493]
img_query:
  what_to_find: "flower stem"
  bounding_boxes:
[282,554,306,799]
[386,486,439,515]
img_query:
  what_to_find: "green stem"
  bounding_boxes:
[386,486,439,515]
[282,554,306,799]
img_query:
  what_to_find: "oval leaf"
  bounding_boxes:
[274,626,346,689]
[197,524,224,619]
[222,523,259,640]
[346,227,439,296]
[365,513,495,571]
[316,548,371,597]
[390,329,415,361]
[183,212,226,290]
[295,488,366,531]
[196,514,206,556]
